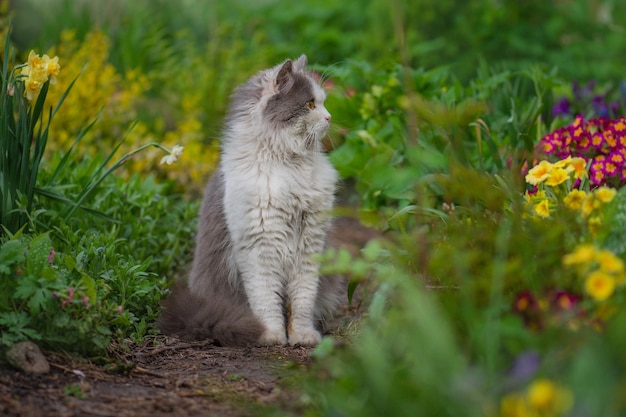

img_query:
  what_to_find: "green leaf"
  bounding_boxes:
[0,239,26,274]
[26,233,53,278]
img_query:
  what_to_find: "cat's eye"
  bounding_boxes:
[306,100,316,110]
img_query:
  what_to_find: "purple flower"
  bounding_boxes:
[552,97,571,117]
[47,249,56,264]
[592,95,609,118]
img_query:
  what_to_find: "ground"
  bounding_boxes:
[0,216,380,417]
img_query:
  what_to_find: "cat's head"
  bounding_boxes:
[228,55,331,154]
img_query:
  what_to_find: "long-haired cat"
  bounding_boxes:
[158,55,342,347]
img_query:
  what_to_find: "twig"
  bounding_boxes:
[133,366,167,378]
[135,340,215,358]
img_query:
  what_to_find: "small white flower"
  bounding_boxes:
[171,144,184,158]
[160,144,184,165]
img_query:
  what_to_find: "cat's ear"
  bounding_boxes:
[293,55,308,72]
[276,59,294,93]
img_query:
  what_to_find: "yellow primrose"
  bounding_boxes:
[527,379,573,415]
[525,160,553,185]
[596,249,625,275]
[534,199,551,218]
[563,244,597,266]
[563,189,586,211]
[594,186,616,203]
[568,157,587,179]
[581,194,599,217]
[545,167,569,186]
[585,270,616,301]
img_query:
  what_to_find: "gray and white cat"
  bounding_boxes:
[159,55,343,347]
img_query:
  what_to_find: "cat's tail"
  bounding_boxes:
[157,282,263,347]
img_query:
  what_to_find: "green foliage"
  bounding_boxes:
[14,0,626,84]
[309,166,626,415]
[0,154,197,355]
[0,35,55,234]
[327,60,563,231]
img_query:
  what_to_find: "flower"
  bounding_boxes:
[527,379,573,414]
[47,249,56,264]
[525,161,552,185]
[585,270,615,301]
[567,157,587,179]
[534,199,551,218]
[160,144,184,165]
[545,167,568,186]
[581,194,599,217]
[501,379,573,417]
[594,186,616,203]
[563,189,586,211]
[562,244,596,266]
[18,50,61,101]
[596,249,625,279]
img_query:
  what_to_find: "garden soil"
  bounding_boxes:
[0,216,380,417]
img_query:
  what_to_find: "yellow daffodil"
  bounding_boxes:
[18,50,61,101]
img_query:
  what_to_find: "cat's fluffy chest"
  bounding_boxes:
[224,154,336,215]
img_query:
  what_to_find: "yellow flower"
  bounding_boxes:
[568,157,587,179]
[585,270,616,301]
[563,189,586,211]
[23,77,42,101]
[553,156,571,169]
[527,379,573,415]
[594,186,616,203]
[525,161,553,185]
[588,216,602,236]
[596,249,625,275]
[527,379,557,410]
[563,244,597,266]
[534,199,551,218]
[581,194,599,217]
[44,54,60,84]
[500,393,534,417]
[18,50,61,101]
[545,167,569,186]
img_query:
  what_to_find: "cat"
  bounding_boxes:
[158,55,343,347]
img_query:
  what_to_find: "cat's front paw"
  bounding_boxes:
[257,328,287,346]
[288,327,321,347]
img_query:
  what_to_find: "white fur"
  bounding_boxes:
[221,60,337,346]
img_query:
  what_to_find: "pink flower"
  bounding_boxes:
[117,306,123,314]
[47,249,56,264]
[68,287,74,299]
[608,152,625,167]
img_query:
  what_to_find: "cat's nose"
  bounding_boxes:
[325,114,332,122]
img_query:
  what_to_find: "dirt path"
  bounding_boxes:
[1,339,316,417]
[0,216,379,417]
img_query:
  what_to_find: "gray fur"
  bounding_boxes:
[159,55,342,347]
